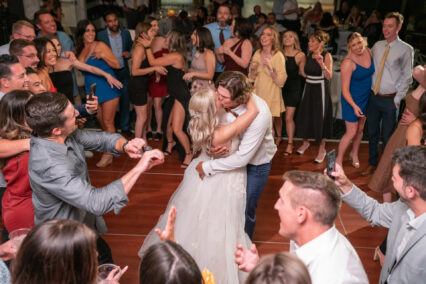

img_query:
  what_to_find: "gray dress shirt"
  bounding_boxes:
[107,29,125,69]
[29,130,128,234]
[371,38,414,105]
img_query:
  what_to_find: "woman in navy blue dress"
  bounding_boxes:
[76,20,122,167]
[336,32,374,167]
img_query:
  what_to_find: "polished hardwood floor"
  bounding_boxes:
[86,138,386,283]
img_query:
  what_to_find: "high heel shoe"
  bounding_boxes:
[296,143,310,155]
[96,153,113,168]
[181,152,193,168]
[349,154,360,168]
[164,140,176,155]
[283,142,293,156]
[314,151,326,163]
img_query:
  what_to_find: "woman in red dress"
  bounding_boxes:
[0,90,34,233]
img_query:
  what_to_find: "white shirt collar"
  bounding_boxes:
[406,209,426,230]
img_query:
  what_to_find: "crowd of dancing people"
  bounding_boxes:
[0,0,425,283]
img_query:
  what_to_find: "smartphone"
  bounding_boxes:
[326,150,336,179]
[89,83,96,101]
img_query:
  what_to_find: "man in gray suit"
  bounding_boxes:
[332,145,426,284]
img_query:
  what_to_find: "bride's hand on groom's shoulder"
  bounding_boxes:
[234,243,259,272]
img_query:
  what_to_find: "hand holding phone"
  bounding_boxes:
[89,83,96,101]
[326,150,336,180]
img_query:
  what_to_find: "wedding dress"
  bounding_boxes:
[138,135,252,283]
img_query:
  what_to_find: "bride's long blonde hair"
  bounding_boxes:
[188,87,218,153]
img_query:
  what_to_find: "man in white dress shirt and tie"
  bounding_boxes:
[196,71,277,240]
[235,170,368,283]
[362,12,413,177]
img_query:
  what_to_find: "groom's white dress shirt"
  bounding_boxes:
[202,94,277,176]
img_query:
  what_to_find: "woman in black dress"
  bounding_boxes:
[140,30,193,167]
[295,30,333,163]
[129,22,166,145]
[281,30,306,155]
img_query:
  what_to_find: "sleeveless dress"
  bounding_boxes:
[2,152,34,232]
[82,56,121,103]
[282,53,303,107]
[368,92,420,193]
[190,50,213,94]
[341,57,374,122]
[138,135,251,284]
[166,66,191,114]
[224,39,248,75]
[295,52,333,141]
[149,48,168,98]
[50,70,74,103]
[128,56,150,106]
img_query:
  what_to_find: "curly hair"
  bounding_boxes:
[188,87,218,153]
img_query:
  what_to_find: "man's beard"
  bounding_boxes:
[110,25,119,32]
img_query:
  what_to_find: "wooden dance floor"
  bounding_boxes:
[89,138,385,283]
[0,138,384,283]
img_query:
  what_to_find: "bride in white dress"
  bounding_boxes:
[138,87,257,283]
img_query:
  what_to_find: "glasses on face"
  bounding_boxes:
[19,53,38,59]
[15,32,35,41]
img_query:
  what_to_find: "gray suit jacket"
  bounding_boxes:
[342,185,426,284]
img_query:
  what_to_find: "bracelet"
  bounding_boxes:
[122,141,129,153]
[145,46,151,50]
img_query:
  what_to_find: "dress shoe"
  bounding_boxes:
[314,151,326,163]
[361,165,376,176]
[296,143,310,155]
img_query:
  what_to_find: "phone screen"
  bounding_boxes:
[89,83,96,101]
[326,150,336,179]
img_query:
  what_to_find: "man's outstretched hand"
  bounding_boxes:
[234,243,259,272]
[135,149,164,172]
[124,138,146,158]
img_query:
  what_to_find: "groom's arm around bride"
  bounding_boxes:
[196,71,277,239]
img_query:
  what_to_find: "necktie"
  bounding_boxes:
[373,44,390,95]
[219,28,225,45]
[225,108,239,118]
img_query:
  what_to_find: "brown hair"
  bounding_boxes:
[11,219,98,284]
[9,39,36,57]
[246,252,312,284]
[12,20,34,34]
[215,71,253,104]
[385,12,404,26]
[133,22,152,50]
[346,32,367,52]
[282,171,341,226]
[0,90,32,141]
[309,30,330,44]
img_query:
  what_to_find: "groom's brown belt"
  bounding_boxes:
[374,92,396,99]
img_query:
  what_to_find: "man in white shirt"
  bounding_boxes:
[332,146,426,284]
[235,171,368,284]
[362,12,414,177]
[196,71,277,240]
[0,20,36,56]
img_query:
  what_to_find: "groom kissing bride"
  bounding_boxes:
[139,71,276,283]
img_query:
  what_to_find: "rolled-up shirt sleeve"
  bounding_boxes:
[74,130,123,156]
[33,160,128,216]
